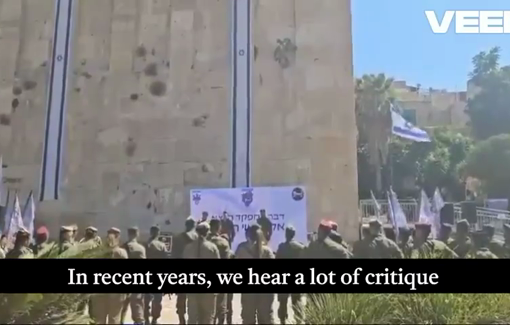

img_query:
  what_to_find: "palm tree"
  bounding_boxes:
[355,73,394,194]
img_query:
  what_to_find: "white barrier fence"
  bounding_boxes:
[360,200,510,237]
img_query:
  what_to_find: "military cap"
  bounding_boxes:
[368,218,382,227]
[85,226,98,232]
[456,219,469,229]
[319,220,333,229]
[415,223,432,230]
[196,222,210,231]
[441,223,453,230]
[107,227,121,234]
[36,226,49,235]
[504,224,510,232]
[60,225,74,232]
[128,226,139,231]
[150,225,160,231]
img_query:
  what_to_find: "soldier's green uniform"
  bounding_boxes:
[276,226,305,325]
[122,227,146,325]
[438,223,454,246]
[483,225,505,257]
[352,226,371,258]
[29,226,51,257]
[58,226,75,255]
[236,224,275,325]
[208,219,231,325]
[398,226,414,258]
[330,222,350,250]
[448,219,472,258]
[6,228,34,259]
[383,225,397,242]
[78,226,102,250]
[470,230,498,259]
[410,223,458,259]
[359,219,403,258]
[304,221,352,259]
[90,228,128,325]
[184,222,220,324]
[145,225,167,325]
[173,217,199,324]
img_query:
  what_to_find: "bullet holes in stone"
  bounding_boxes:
[130,93,139,101]
[81,72,92,79]
[149,81,167,97]
[23,80,37,91]
[12,86,22,96]
[135,45,147,58]
[125,137,137,157]
[11,98,19,111]
[0,114,11,126]
[274,38,297,69]
[192,114,209,128]
[144,62,158,76]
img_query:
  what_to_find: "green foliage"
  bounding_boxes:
[0,245,109,324]
[304,293,510,324]
[464,134,510,198]
[466,47,510,140]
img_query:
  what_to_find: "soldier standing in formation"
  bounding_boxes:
[219,218,236,325]
[236,224,275,325]
[172,217,198,324]
[6,228,33,259]
[448,219,472,258]
[145,225,168,325]
[355,219,403,258]
[437,223,454,246]
[304,221,351,258]
[121,226,146,325]
[58,225,75,254]
[410,223,457,259]
[470,230,498,259]
[183,222,220,324]
[79,226,102,248]
[207,219,231,325]
[397,226,413,258]
[483,224,504,257]
[90,227,128,324]
[30,226,51,257]
[276,225,305,325]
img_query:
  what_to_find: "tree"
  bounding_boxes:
[466,47,510,140]
[464,134,510,198]
[356,74,394,194]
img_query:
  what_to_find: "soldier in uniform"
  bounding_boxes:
[352,225,371,258]
[90,227,128,324]
[470,230,498,259]
[71,224,79,242]
[360,219,403,258]
[329,221,350,250]
[449,219,472,258]
[58,226,75,254]
[30,226,51,257]
[183,222,220,324]
[410,223,458,259]
[383,225,397,242]
[236,223,275,324]
[219,218,236,325]
[276,225,305,325]
[207,219,230,325]
[257,209,273,244]
[121,227,146,325]
[398,226,413,258]
[304,220,352,259]
[80,226,102,245]
[437,223,454,246]
[6,228,33,259]
[145,225,168,325]
[173,217,199,324]
[483,224,504,257]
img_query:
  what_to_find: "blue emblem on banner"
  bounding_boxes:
[241,189,253,207]
[192,192,201,205]
[292,187,304,201]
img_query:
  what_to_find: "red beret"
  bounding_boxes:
[319,220,333,229]
[36,226,49,235]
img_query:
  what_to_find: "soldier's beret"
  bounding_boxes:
[441,223,453,229]
[415,223,432,230]
[319,220,333,229]
[504,224,510,232]
[128,226,139,232]
[196,222,210,231]
[36,226,49,235]
[107,227,121,234]
[368,218,382,227]
[456,219,469,229]
[85,226,98,232]
[285,225,296,232]
[150,225,160,231]
[60,225,74,232]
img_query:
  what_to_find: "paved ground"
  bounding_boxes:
[127,294,296,324]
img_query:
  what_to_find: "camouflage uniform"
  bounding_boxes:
[90,227,128,325]
[276,226,305,325]
[352,226,371,258]
[6,228,34,259]
[410,223,458,259]
[438,223,454,246]
[58,226,75,255]
[304,221,352,259]
[122,227,146,325]
[145,225,168,325]
[183,223,220,325]
[470,230,498,259]
[383,225,397,242]
[483,225,505,257]
[173,217,199,324]
[78,226,102,250]
[236,227,275,325]
[448,219,472,258]
[359,219,403,259]
[29,226,51,257]
[398,226,414,258]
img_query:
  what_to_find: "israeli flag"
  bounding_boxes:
[391,104,431,142]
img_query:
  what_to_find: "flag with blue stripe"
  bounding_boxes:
[390,103,431,142]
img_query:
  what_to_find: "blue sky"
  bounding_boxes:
[352,0,510,91]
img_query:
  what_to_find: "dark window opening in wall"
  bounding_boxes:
[402,109,417,125]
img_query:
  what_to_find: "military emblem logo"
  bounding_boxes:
[241,188,253,207]
[292,187,304,201]
[192,192,201,205]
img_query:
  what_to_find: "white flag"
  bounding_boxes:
[391,104,431,142]
[22,191,35,239]
[371,190,381,217]
[389,188,409,238]
[6,195,23,244]
[432,188,445,238]
[387,192,399,239]
[418,190,435,236]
